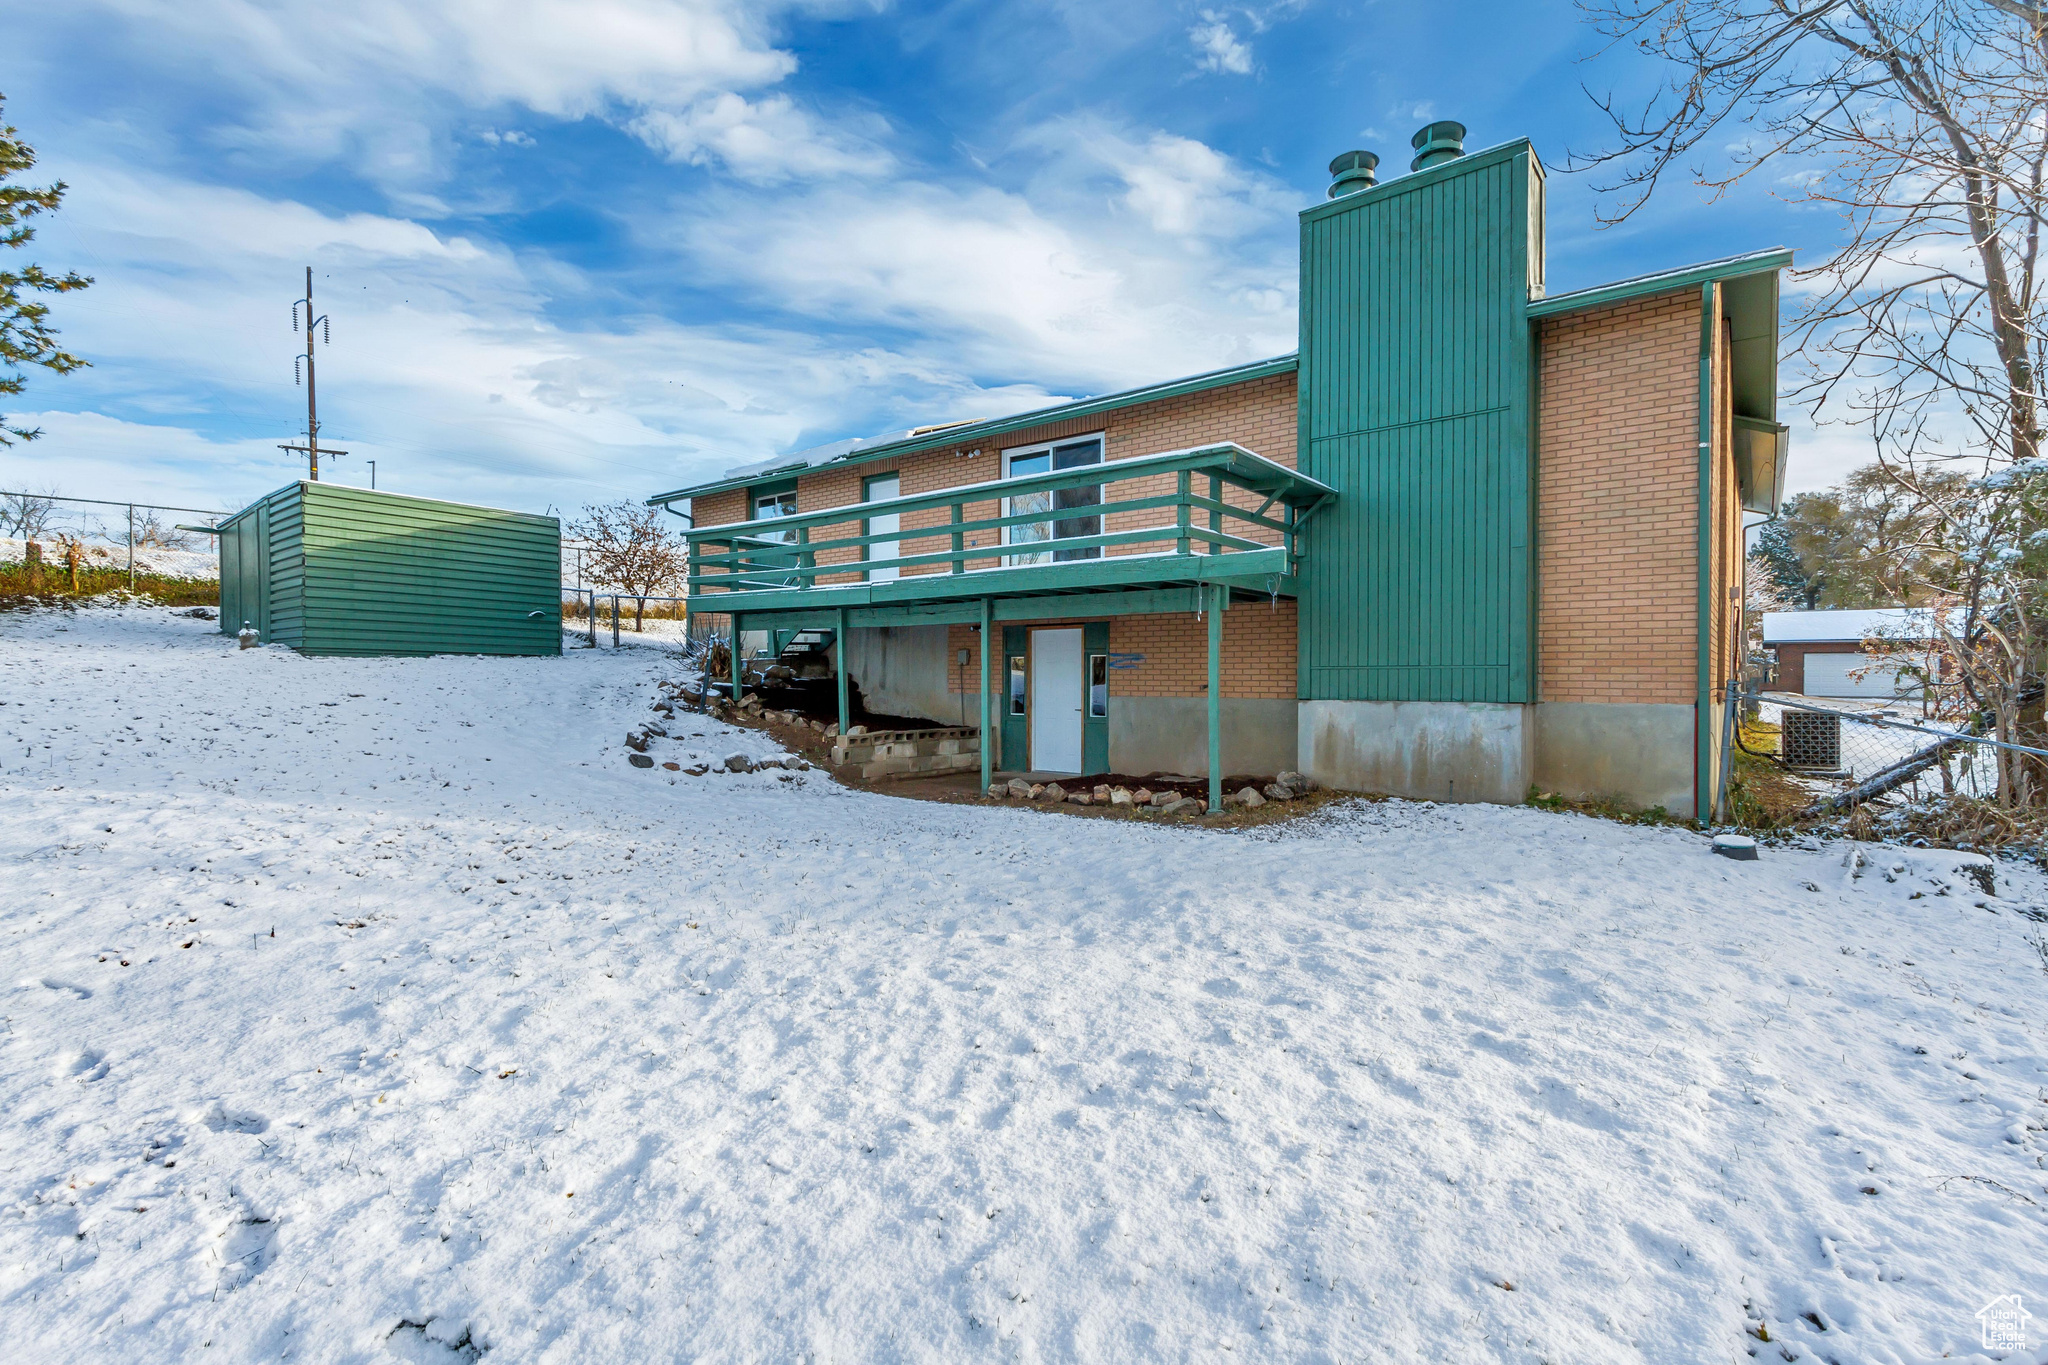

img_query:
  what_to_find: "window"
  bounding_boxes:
[1004,436,1102,564]
[751,487,797,544]
[864,473,900,582]
[1089,654,1108,718]
[1008,655,1027,716]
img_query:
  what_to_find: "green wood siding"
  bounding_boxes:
[216,482,560,657]
[1296,141,1541,703]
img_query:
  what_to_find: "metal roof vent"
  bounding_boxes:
[1409,120,1466,172]
[1326,150,1378,199]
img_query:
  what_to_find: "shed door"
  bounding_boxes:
[1802,651,1920,699]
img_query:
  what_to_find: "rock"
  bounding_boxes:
[1006,778,1032,799]
[753,756,784,771]
[1234,786,1265,808]
[810,719,826,732]
[1027,784,1046,800]
[1277,770,1320,793]
[1092,784,1111,801]
[740,694,763,712]
[847,725,868,737]
[661,761,681,771]
[1110,787,1133,806]
[684,763,710,776]
[179,606,217,620]
[988,784,1006,798]
[628,753,655,769]
[723,752,754,773]
[1163,796,1204,815]
[1263,783,1295,802]
[825,723,840,737]
[1149,789,1178,809]
[1132,788,1154,806]
[1067,791,1092,805]
[625,733,650,753]
[1041,782,1066,802]
[785,757,810,771]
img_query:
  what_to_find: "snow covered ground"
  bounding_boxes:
[3,607,2046,1365]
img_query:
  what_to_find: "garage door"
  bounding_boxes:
[1803,651,1922,699]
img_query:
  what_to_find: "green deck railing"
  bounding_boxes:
[683,442,1334,598]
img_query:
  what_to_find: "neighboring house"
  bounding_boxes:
[652,121,1792,820]
[1762,608,1941,700]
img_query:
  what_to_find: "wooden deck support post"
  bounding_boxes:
[1207,582,1224,814]
[836,606,850,736]
[978,596,993,792]
[730,612,743,701]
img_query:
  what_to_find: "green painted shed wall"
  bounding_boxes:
[1295,141,1543,703]
[216,482,561,657]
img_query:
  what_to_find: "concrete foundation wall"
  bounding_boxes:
[1106,698,1298,777]
[843,625,955,723]
[1300,700,1531,804]
[1532,701,1696,819]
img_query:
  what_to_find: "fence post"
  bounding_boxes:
[127,504,136,591]
[612,595,621,648]
[586,591,597,648]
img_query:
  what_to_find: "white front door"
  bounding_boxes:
[1030,628,1084,773]
[865,474,900,582]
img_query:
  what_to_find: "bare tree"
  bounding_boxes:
[0,487,55,538]
[130,511,196,550]
[1580,0,2048,798]
[569,500,685,632]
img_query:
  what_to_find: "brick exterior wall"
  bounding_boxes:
[1536,291,1705,706]
[942,601,1297,702]
[687,372,1298,582]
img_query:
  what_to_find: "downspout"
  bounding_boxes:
[1695,283,1717,826]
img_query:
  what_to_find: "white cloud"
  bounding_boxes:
[626,93,892,183]
[6,163,1156,513]
[676,123,1301,391]
[66,0,847,189]
[1190,16,1253,75]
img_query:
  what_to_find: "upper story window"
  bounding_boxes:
[1004,435,1102,565]
[750,485,798,544]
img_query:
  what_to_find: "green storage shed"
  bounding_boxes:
[216,481,562,657]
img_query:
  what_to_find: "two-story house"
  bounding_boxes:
[651,121,1791,821]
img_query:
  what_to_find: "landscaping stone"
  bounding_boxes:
[1006,778,1033,799]
[1067,791,1091,805]
[847,725,867,737]
[1163,796,1203,815]
[683,763,709,776]
[1092,784,1111,802]
[1277,770,1320,793]
[661,761,681,771]
[1234,787,1265,808]
[1110,788,1133,806]
[723,753,754,773]
[625,732,650,753]
[987,784,1005,798]
[627,753,654,769]
[1132,788,1153,806]
[1149,790,1178,809]
[1263,783,1295,802]
[1041,783,1066,802]
[1027,784,1045,800]
[825,724,840,738]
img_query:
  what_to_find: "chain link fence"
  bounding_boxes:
[1733,691,2048,847]
[2,490,226,603]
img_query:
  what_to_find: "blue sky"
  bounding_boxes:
[3,0,1855,518]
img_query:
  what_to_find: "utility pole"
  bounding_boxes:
[367,460,376,490]
[278,267,346,479]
